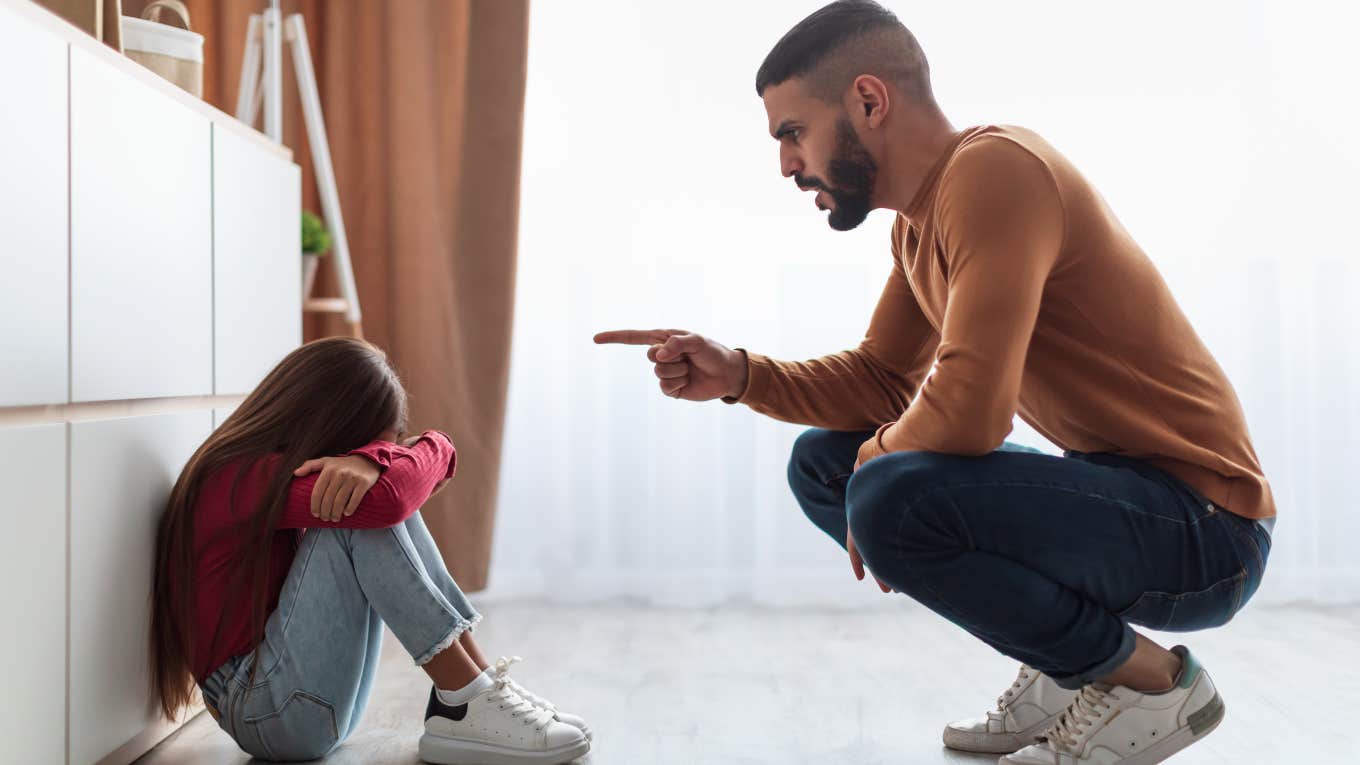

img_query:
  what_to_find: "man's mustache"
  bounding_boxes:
[793,174,830,193]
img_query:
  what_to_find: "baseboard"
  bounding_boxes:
[93,699,204,765]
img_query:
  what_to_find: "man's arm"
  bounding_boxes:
[857,137,1065,466]
[728,222,939,429]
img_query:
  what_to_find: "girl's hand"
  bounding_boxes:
[293,455,382,522]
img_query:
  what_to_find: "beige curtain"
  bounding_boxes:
[124,0,530,590]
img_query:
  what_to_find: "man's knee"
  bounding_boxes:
[846,451,967,565]
[787,428,864,493]
[787,428,837,498]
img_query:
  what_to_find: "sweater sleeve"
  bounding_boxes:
[724,215,941,430]
[277,430,457,529]
[857,137,1064,464]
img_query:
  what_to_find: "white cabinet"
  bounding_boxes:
[0,4,69,406]
[68,411,211,765]
[2,0,300,760]
[0,424,68,764]
[213,124,302,395]
[69,46,213,402]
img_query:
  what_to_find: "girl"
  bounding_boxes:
[150,338,591,764]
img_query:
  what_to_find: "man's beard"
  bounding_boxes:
[795,117,878,231]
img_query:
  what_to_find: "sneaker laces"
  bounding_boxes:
[493,656,558,713]
[1041,684,1118,752]
[486,675,556,732]
[996,665,1035,712]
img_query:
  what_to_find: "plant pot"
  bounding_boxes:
[302,253,320,301]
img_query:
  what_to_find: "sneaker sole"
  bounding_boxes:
[942,713,1060,754]
[999,691,1225,765]
[418,733,590,765]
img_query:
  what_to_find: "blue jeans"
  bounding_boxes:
[788,428,1271,690]
[199,511,480,761]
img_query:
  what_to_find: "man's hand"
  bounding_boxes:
[847,530,894,593]
[593,329,749,402]
[293,455,382,522]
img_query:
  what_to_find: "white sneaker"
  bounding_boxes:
[494,656,594,742]
[1002,646,1225,765]
[419,677,589,765]
[943,664,1078,753]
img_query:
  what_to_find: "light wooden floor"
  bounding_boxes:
[138,602,1357,764]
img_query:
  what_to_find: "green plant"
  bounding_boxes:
[301,210,332,256]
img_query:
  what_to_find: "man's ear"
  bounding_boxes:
[851,74,890,129]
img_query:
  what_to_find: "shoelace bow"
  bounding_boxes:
[487,675,556,731]
[1041,684,1118,752]
[493,656,559,713]
[996,665,1035,712]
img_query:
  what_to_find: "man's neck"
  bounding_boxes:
[876,108,959,215]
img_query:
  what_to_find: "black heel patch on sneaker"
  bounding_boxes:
[425,686,469,722]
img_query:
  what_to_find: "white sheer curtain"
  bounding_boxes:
[492,0,1360,606]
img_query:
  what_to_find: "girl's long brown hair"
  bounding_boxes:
[150,337,409,719]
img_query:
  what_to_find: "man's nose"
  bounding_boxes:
[779,146,801,178]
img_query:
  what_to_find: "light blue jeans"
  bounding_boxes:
[199,511,480,761]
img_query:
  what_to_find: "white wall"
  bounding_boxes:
[496,0,1360,606]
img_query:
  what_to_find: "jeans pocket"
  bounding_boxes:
[1116,570,1247,632]
[241,689,340,761]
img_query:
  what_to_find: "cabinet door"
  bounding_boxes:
[0,4,68,406]
[69,46,213,402]
[69,411,211,765]
[0,424,67,763]
[212,124,302,395]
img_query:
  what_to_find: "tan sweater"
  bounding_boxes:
[733,125,1275,521]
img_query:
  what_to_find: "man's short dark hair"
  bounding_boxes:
[755,0,932,104]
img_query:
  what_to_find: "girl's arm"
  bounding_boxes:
[277,431,457,529]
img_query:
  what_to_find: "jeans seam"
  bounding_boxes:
[1231,567,1248,614]
[937,485,976,551]
[385,525,468,652]
[901,479,1195,527]
[1224,513,1266,572]
[262,529,330,682]
[1118,570,1247,604]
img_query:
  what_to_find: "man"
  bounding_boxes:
[595,1,1276,763]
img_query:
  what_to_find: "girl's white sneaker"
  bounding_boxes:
[494,656,594,742]
[419,676,589,765]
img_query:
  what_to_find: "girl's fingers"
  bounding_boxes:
[311,471,331,516]
[660,377,689,397]
[341,480,365,517]
[330,482,355,521]
[322,481,342,521]
[294,458,325,477]
[320,473,346,520]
